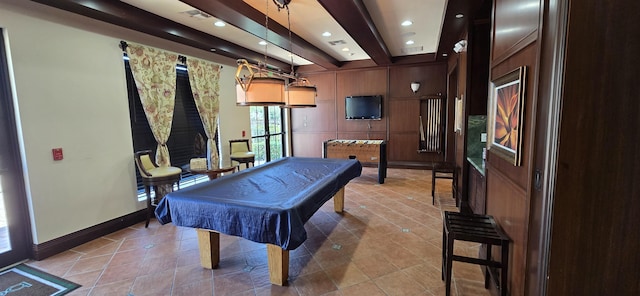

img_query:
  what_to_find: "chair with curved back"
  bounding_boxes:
[134,150,182,227]
[229,139,255,169]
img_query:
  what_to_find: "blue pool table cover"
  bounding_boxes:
[155,157,362,250]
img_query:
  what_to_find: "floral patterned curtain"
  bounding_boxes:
[186,58,221,168]
[125,43,178,166]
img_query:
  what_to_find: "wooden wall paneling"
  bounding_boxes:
[386,63,448,166]
[336,68,388,97]
[524,0,565,293]
[388,133,444,163]
[292,73,336,133]
[445,66,458,163]
[336,120,387,137]
[486,165,528,296]
[491,0,540,63]
[487,43,538,190]
[468,165,486,214]
[290,72,337,156]
[453,36,468,204]
[336,132,386,141]
[389,133,419,161]
[291,100,337,133]
[304,72,336,102]
[484,45,539,296]
[468,20,491,116]
[388,99,420,132]
[486,0,541,292]
[336,69,388,133]
[546,1,640,295]
[457,16,492,208]
[388,63,447,98]
[291,72,337,157]
[291,132,336,158]
[295,63,454,168]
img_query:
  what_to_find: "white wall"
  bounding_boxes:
[0,1,251,244]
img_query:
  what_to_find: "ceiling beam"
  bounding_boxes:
[393,53,439,65]
[180,0,341,70]
[317,0,393,66]
[436,0,488,59]
[29,0,292,70]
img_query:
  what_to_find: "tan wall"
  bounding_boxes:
[0,1,249,244]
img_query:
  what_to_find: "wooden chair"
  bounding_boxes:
[134,150,182,227]
[229,139,255,168]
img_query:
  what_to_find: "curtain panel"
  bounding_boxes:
[125,43,178,166]
[186,58,221,168]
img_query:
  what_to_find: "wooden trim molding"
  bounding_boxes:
[31,210,146,260]
[485,161,527,196]
[491,30,539,67]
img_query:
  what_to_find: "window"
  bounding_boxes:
[250,106,285,165]
[125,57,216,195]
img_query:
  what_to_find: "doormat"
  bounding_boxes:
[0,264,80,296]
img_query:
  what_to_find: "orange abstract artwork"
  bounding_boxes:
[489,66,526,166]
[493,82,520,151]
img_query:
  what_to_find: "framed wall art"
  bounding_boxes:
[487,66,526,166]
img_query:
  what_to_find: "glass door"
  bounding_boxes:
[0,29,31,267]
[249,106,285,165]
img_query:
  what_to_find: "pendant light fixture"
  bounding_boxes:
[275,0,317,108]
[234,0,317,107]
[235,59,285,106]
[235,0,285,106]
[285,78,317,107]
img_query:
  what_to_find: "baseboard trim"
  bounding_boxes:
[31,209,146,260]
[387,161,431,169]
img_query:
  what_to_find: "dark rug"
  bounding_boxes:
[0,264,80,296]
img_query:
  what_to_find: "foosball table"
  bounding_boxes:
[323,139,387,184]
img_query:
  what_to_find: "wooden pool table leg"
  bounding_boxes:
[196,229,220,269]
[267,244,289,286]
[333,187,345,213]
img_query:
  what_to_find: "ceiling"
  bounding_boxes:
[30,0,488,71]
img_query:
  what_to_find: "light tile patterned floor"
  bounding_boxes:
[25,167,491,296]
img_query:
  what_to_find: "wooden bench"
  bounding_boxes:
[442,211,510,296]
[431,162,455,205]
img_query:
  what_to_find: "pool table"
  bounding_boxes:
[155,157,362,285]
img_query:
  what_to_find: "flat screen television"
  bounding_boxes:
[345,95,382,120]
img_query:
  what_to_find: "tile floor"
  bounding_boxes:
[25,167,491,296]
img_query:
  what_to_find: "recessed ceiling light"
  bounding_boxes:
[406,40,415,45]
[322,31,332,37]
[210,48,216,52]
[259,40,267,45]
[401,20,413,26]
[342,47,350,52]
[214,21,225,27]
[455,14,464,19]
[442,53,448,57]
